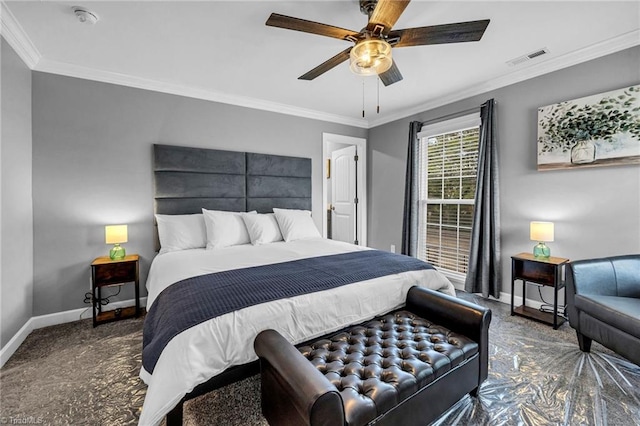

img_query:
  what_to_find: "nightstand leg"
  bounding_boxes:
[510,259,515,315]
[92,269,97,328]
[510,279,515,315]
[135,280,140,317]
[92,298,97,327]
[553,267,559,329]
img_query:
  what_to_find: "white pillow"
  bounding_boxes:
[202,209,256,249]
[155,214,207,254]
[242,213,283,245]
[273,208,321,242]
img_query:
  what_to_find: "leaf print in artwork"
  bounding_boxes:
[537,86,640,170]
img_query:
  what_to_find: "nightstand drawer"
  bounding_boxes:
[513,261,556,286]
[94,261,136,285]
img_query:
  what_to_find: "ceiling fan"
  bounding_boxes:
[266,0,490,86]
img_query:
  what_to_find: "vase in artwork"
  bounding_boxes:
[570,140,596,164]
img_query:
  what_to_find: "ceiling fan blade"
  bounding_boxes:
[266,13,360,41]
[299,47,353,81]
[379,60,403,86]
[389,19,490,48]
[367,0,411,35]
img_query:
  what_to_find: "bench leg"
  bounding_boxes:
[166,400,184,426]
[576,332,592,353]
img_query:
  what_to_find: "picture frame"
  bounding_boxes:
[537,85,640,171]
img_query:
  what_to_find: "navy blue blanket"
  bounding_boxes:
[142,250,434,373]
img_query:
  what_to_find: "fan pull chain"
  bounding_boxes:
[377,78,380,114]
[362,80,365,118]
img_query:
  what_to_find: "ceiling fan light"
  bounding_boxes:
[349,39,392,76]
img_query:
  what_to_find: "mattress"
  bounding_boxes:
[138,238,454,425]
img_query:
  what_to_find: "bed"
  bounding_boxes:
[138,145,455,426]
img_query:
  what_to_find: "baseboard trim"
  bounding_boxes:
[0,318,34,368]
[0,297,147,368]
[452,281,546,311]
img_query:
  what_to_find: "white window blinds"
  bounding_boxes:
[417,113,480,276]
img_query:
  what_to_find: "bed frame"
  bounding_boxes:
[152,144,312,425]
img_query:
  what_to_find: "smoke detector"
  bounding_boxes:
[72,6,99,24]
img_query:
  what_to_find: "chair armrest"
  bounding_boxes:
[254,329,344,426]
[406,286,491,382]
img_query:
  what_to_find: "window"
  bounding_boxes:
[417,114,480,278]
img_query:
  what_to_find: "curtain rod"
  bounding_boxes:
[420,106,481,127]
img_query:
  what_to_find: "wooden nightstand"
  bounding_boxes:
[91,254,140,327]
[511,252,569,329]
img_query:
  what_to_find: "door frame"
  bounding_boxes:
[322,133,367,247]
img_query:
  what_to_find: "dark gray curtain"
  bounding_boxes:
[465,99,501,298]
[401,121,422,256]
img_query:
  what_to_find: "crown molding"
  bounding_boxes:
[3,0,636,132]
[0,0,366,127]
[34,58,370,129]
[367,29,640,128]
[0,1,40,68]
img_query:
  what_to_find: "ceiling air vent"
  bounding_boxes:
[507,47,550,67]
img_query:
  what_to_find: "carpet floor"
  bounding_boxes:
[1,293,639,425]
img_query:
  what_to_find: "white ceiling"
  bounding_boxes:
[3,1,639,128]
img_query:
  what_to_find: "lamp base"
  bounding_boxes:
[109,244,126,260]
[533,242,550,258]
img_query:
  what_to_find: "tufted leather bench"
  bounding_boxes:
[255,286,491,426]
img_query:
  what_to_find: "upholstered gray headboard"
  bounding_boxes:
[153,144,311,215]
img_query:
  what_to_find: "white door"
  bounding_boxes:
[331,145,358,244]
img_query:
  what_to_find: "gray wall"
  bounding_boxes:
[1,38,34,347]
[31,72,367,316]
[7,40,640,327]
[368,46,640,301]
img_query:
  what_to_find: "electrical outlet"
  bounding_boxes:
[390,244,396,253]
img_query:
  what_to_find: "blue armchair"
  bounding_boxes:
[565,254,640,365]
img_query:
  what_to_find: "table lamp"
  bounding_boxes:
[530,221,554,258]
[105,225,128,260]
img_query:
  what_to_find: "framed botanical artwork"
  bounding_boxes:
[537,85,640,171]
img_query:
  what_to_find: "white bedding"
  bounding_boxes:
[138,238,454,426]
